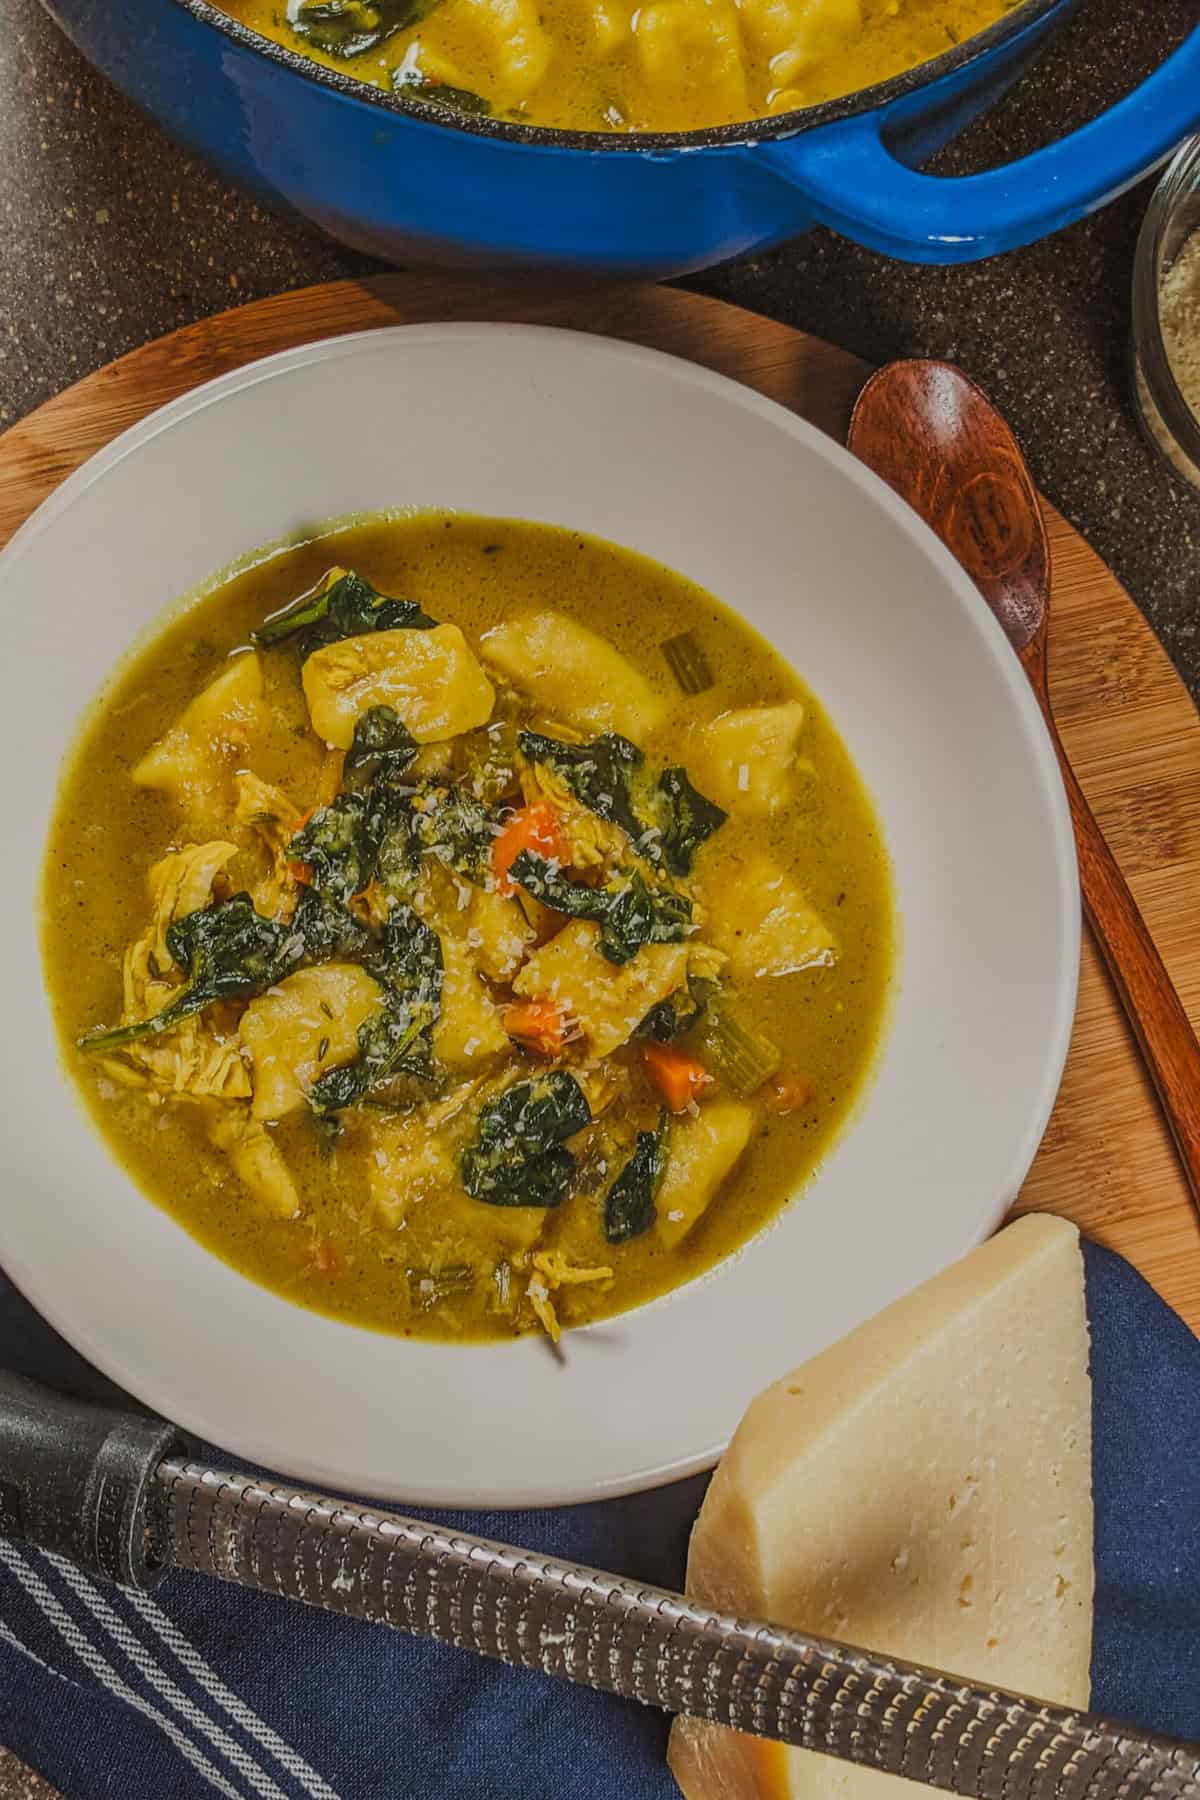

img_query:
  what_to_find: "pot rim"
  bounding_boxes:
[168,0,1063,152]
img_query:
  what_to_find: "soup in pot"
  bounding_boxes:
[217,0,1017,132]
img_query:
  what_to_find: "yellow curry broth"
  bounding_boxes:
[43,513,892,1341]
[218,0,1014,131]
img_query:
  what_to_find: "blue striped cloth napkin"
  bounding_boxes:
[0,1238,1197,1799]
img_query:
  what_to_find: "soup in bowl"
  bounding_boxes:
[0,325,1075,1502]
[46,513,893,1345]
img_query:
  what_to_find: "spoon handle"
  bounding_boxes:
[1024,643,1200,1206]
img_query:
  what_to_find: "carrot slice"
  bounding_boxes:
[767,1074,814,1116]
[308,1237,343,1277]
[641,1041,712,1113]
[492,803,566,896]
[504,1000,572,1059]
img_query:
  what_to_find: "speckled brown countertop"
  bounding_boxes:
[0,1,1198,1793]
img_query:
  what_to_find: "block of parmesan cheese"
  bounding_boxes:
[668,1214,1093,1800]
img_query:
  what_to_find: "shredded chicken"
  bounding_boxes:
[532,1249,614,1287]
[525,1250,614,1343]
[687,941,727,985]
[526,1276,560,1342]
[139,840,239,982]
[99,1025,249,1103]
[519,759,628,872]
[207,1106,300,1218]
[573,1061,630,1121]
[234,770,304,921]
[107,842,252,1102]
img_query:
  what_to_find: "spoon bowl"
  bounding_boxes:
[849,359,1048,658]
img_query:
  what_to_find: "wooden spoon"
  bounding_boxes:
[849,358,1200,1213]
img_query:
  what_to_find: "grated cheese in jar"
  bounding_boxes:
[1161,230,1200,420]
[1136,223,1200,489]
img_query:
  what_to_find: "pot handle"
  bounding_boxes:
[755,28,1200,263]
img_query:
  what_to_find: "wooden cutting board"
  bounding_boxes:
[4,273,1200,1327]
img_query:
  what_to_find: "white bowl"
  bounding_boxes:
[0,325,1078,1506]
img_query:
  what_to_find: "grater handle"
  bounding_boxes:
[0,1369,184,1587]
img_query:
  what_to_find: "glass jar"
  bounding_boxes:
[1131,135,1200,491]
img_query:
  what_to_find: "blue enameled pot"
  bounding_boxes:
[39,0,1200,275]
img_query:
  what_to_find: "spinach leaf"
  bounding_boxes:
[604,1114,670,1244]
[253,569,436,656]
[518,730,726,874]
[465,1142,577,1209]
[462,1071,591,1207]
[518,730,646,846]
[297,776,495,912]
[286,0,435,60]
[291,887,371,962]
[509,851,691,966]
[600,869,691,964]
[308,903,443,1113]
[411,789,496,886]
[376,808,422,903]
[393,69,492,115]
[471,1070,591,1159]
[634,984,706,1044]
[654,766,727,876]
[346,705,419,780]
[289,781,404,903]
[506,850,609,925]
[79,895,303,1053]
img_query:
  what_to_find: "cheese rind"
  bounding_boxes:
[669,1214,1093,1800]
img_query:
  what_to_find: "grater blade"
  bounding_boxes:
[159,1457,1200,1800]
